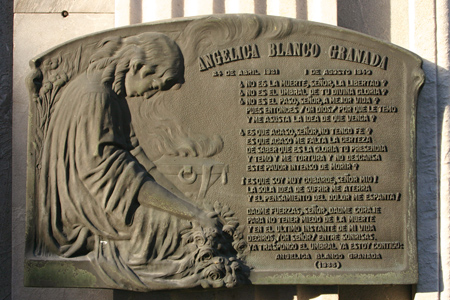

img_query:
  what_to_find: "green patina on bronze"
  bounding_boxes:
[25,261,97,287]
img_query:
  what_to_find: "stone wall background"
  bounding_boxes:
[7,0,449,299]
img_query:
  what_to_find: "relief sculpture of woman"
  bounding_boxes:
[34,32,248,291]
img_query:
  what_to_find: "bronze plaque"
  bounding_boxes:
[25,15,423,291]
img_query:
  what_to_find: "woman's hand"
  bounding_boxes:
[195,210,219,229]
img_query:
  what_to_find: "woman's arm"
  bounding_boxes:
[148,167,188,199]
[137,179,217,228]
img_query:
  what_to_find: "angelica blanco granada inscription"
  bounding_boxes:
[205,41,404,270]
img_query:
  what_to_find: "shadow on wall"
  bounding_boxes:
[170,0,309,19]
[337,0,391,42]
[416,58,443,294]
[0,0,13,299]
[130,0,142,24]
[296,0,308,20]
[173,0,184,18]
[171,0,233,16]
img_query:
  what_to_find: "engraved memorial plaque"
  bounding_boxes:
[25,15,423,290]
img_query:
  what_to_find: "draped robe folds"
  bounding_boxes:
[37,73,195,290]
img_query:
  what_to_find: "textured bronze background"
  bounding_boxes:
[25,15,423,290]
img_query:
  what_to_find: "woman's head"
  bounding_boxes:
[88,32,184,96]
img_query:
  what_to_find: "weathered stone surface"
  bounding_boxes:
[14,0,114,13]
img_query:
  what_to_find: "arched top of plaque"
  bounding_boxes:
[26,14,423,291]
